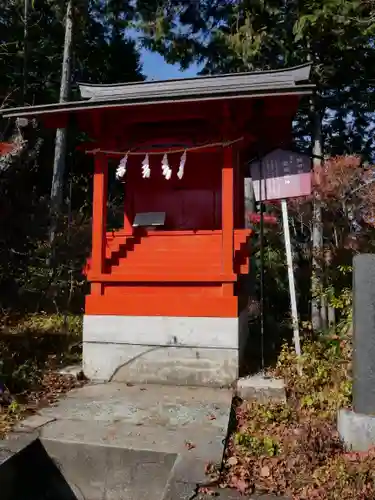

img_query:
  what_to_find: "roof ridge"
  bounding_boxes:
[76,63,312,90]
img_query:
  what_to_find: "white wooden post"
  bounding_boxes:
[281,198,301,357]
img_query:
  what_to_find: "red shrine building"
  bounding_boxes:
[1,64,313,386]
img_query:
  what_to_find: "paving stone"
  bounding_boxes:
[0,449,13,465]
[43,439,177,500]
[35,383,230,462]
[0,431,40,453]
[169,455,211,484]
[13,414,55,432]
[163,480,196,500]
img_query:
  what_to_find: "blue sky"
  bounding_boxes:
[140,48,201,80]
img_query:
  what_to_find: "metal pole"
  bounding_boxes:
[281,198,301,357]
[23,0,29,104]
[259,157,265,372]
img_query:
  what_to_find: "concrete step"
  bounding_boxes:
[0,383,234,500]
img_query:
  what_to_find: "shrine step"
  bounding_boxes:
[0,383,233,500]
[102,232,251,278]
[110,266,223,275]
[113,248,223,258]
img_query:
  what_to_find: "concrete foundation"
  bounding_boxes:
[338,408,375,452]
[83,313,248,386]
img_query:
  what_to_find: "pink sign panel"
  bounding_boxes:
[250,149,312,201]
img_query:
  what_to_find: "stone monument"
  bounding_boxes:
[338,253,375,451]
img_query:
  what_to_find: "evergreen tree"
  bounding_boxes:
[135,0,375,158]
[0,0,144,312]
[0,0,143,110]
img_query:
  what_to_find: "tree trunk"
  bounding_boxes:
[311,98,327,332]
[49,0,74,251]
[23,0,29,104]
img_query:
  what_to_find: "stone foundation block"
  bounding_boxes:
[83,313,248,387]
[236,374,286,403]
[338,408,375,452]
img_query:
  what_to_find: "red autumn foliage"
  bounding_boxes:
[317,156,375,224]
[287,155,375,256]
[247,212,278,225]
[0,142,14,156]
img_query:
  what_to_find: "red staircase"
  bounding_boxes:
[101,230,250,278]
[85,229,252,317]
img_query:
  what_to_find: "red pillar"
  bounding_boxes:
[222,147,234,275]
[91,153,108,279]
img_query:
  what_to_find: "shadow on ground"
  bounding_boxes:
[0,438,79,500]
[0,331,81,395]
[240,316,292,378]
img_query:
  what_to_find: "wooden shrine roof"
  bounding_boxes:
[78,63,312,100]
[0,64,313,121]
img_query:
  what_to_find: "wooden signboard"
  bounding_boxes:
[249,149,310,360]
[250,149,311,201]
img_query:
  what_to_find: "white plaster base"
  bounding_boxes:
[83,313,248,387]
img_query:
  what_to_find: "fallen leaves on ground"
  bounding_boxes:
[0,370,86,438]
[0,323,85,438]
[206,334,375,499]
[185,440,196,450]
